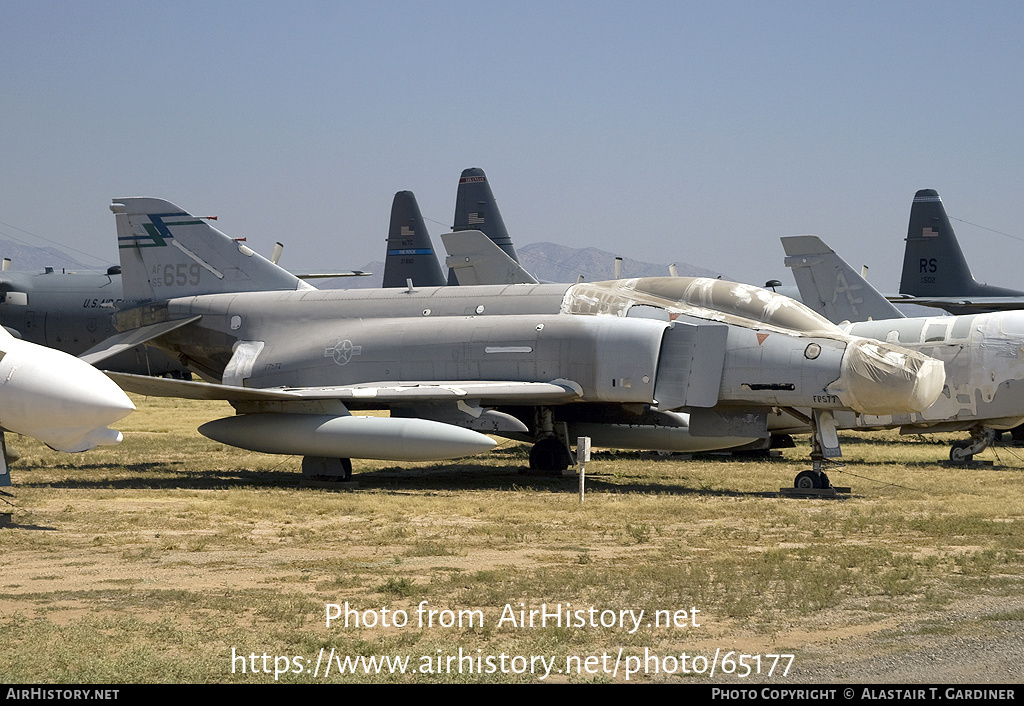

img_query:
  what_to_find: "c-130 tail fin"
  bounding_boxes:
[899,189,1023,300]
[381,191,446,288]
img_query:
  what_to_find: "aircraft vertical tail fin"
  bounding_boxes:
[898,189,1024,309]
[783,235,904,323]
[441,230,538,285]
[382,191,446,288]
[112,197,311,302]
[449,167,520,284]
[900,189,981,297]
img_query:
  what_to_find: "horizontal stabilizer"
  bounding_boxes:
[884,295,1024,312]
[296,271,371,279]
[79,316,202,365]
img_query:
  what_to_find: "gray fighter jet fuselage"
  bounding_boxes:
[90,197,948,488]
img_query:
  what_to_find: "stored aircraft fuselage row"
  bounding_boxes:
[77,195,948,490]
[4,174,1018,489]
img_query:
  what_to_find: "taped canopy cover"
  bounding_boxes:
[566,277,842,336]
[830,339,946,415]
[630,277,840,334]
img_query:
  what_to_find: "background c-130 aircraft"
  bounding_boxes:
[0,264,190,377]
[382,167,536,290]
[893,189,1024,315]
[80,196,946,489]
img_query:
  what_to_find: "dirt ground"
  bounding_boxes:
[2,425,1023,683]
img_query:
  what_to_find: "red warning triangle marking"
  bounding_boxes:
[756,333,769,345]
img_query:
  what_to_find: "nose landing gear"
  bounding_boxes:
[949,426,997,465]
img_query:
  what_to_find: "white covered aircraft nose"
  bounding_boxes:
[830,339,946,416]
[0,333,135,452]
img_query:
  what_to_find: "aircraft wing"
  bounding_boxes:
[884,295,1024,312]
[104,371,583,405]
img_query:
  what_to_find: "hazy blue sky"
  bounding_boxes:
[3,1,1023,291]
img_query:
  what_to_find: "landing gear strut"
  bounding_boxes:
[529,407,572,473]
[949,426,997,464]
[785,408,839,490]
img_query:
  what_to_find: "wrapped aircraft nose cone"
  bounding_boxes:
[829,339,946,415]
[0,335,136,452]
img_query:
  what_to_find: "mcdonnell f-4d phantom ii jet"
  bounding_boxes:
[784,234,1024,463]
[84,197,945,489]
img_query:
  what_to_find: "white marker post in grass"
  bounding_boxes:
[577,436,591,503]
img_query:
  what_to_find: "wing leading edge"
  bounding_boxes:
[104,371,583,405]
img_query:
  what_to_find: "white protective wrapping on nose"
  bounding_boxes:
[829,339,946,415]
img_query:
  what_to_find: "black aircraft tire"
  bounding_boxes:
[794,470,824,490]
[949,440,974,464]
[339,457,353,481]
[301,456,353,481]
[530,438,571,473]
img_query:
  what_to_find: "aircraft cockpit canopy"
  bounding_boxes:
[566,277,841,336]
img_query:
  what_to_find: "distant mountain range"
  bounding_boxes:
[0,240,96,273]
[323,241,726,289]
[0,238,726,288]
[517,242,725,282]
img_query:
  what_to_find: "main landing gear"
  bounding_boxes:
[529,436,572,473]
[529,407,573,473]
[302,456,353,482]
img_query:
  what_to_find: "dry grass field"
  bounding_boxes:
[1,395,1022,683]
